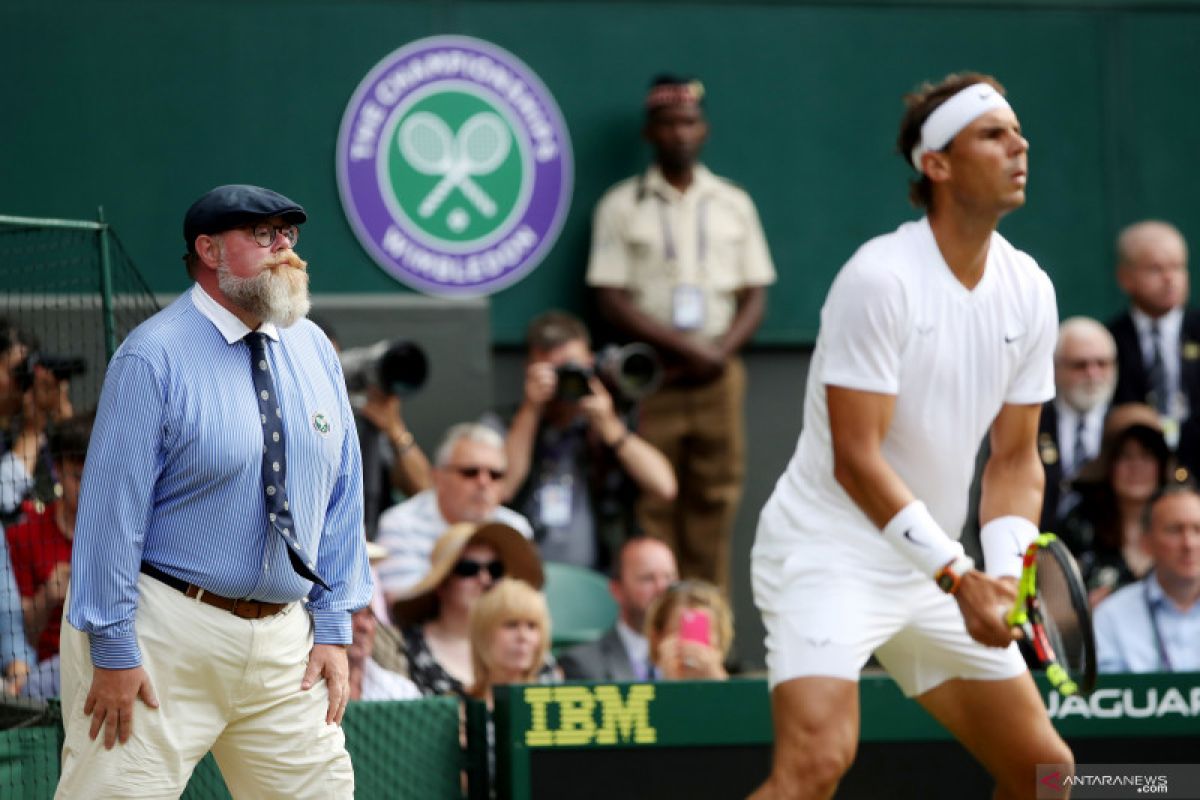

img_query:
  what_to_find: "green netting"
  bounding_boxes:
[0,698,469,799]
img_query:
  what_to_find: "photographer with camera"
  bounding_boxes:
[0,321,81,519]
[502,311,676,571]
[313,318,433,539]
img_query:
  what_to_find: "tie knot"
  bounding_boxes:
[245,332,269,355]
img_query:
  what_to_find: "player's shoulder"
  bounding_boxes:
[990,230,1052,285]
[835,220,926,289]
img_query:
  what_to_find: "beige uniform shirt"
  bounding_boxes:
[586,165,776,341]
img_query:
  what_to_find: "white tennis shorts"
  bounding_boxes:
[752,539,1026,697]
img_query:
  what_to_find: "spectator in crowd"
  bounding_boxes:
[6,413,93,698]
[376,423,532,604]
[391,522,544,697]
[1108,220,1200,473]
[59,184,371,798]
[347,607,421,701]
[587,74,776,592]
[1094,483,1200,672]
[558,537,678,681]
[646,579,732,680]
[0,321,75,519]
[503,311,676,571]
[310,316,432,539]
[1039,317,1118,530]
[0,537,34,696]
[467,577,557,705]
[1061,404,1174,605]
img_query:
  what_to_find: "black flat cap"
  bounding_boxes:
[183,184,307,252]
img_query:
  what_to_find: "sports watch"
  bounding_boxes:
[935,554,975,595]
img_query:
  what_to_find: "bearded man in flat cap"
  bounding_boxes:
[58,184,370,799]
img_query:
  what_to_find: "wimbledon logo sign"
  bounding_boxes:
[336,36,573,296]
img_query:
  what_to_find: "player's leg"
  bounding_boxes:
[875,577,1073,800]
[748,676,860,800]
[57,577,228,799]
[749,537,904,800]
[916,674,1073,800]
[211,603,354,800]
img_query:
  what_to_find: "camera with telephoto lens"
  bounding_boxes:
[13,353,87,393]
[554,343,663,402]
[339,340,428,400]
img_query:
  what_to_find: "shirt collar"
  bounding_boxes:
[615,618,649,664]
[643,163,716,202]
[190,283,280,344]
[1131,305,1183,342]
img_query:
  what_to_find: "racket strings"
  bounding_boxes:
[1035,548,1087,677]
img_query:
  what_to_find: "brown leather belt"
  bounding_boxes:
[140,562,288,620]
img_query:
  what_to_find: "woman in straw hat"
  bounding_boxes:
[391,521,546,697]
[1061,403,1179,606]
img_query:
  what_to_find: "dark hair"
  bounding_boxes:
[526,310,590,353]
[1075,423,1171,552]
[0,318,35,355]
[896,72,1006,210]
[49,412,94,465]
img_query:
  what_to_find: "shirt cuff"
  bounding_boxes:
[310,608,352,645]
[88,633,142,670]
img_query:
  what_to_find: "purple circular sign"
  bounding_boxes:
[336,36,573,297]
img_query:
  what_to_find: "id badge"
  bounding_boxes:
[672,284,706,331]
[537,479,573,528]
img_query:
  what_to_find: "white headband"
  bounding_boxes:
[909,83,1012,171]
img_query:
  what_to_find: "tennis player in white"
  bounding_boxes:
[749,73,1074,799]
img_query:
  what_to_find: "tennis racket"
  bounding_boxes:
[1006,533,1097,697]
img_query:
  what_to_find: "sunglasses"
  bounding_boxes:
[450,465,506,481]
[452,558,505,580]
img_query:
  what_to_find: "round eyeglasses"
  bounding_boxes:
[243,223,300,248]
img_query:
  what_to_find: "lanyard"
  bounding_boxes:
[1144,577,1173,672]
[657,195,710,270]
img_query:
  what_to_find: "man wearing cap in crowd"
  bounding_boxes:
[587,74,776,594]
[59,184,371,798]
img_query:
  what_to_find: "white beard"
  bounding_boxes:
[218,261,311,328]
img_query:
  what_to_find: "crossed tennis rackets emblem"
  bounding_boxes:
[398,111,512,222]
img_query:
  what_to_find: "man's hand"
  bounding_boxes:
[357,386,405,438]
[578,377,623,441]
[302,643,349,725]
[84,665,159,749]
[522,362,557,411]
[41,561,72,606]
[4,660,30,697]
[675,338,726,383]
[954,572,1019,648]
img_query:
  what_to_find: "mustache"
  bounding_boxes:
[264,250,308,271]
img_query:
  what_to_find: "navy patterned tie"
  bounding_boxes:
[245,332,329,590]
[1147,322,1170,414]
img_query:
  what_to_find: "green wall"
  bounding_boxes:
[3,0,1198,343]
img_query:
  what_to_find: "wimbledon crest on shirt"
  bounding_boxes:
[337,36,573,297]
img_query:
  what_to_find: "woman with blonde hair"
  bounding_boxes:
[468,577,557,702]
[645,579,733,680]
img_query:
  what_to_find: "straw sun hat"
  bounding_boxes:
[390,521,544,626]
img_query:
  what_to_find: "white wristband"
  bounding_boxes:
[980,516,1040,579]
[880,500,965,578]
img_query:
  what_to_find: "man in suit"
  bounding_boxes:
[1108,220,1199,475]
[558,537,678,681]
[1039,317,1117,530]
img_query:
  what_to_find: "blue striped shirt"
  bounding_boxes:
[69,285,372,669]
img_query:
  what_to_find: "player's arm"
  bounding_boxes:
[826,385,912,526]
[979,402,1045,576]
[828,384,1014,647]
